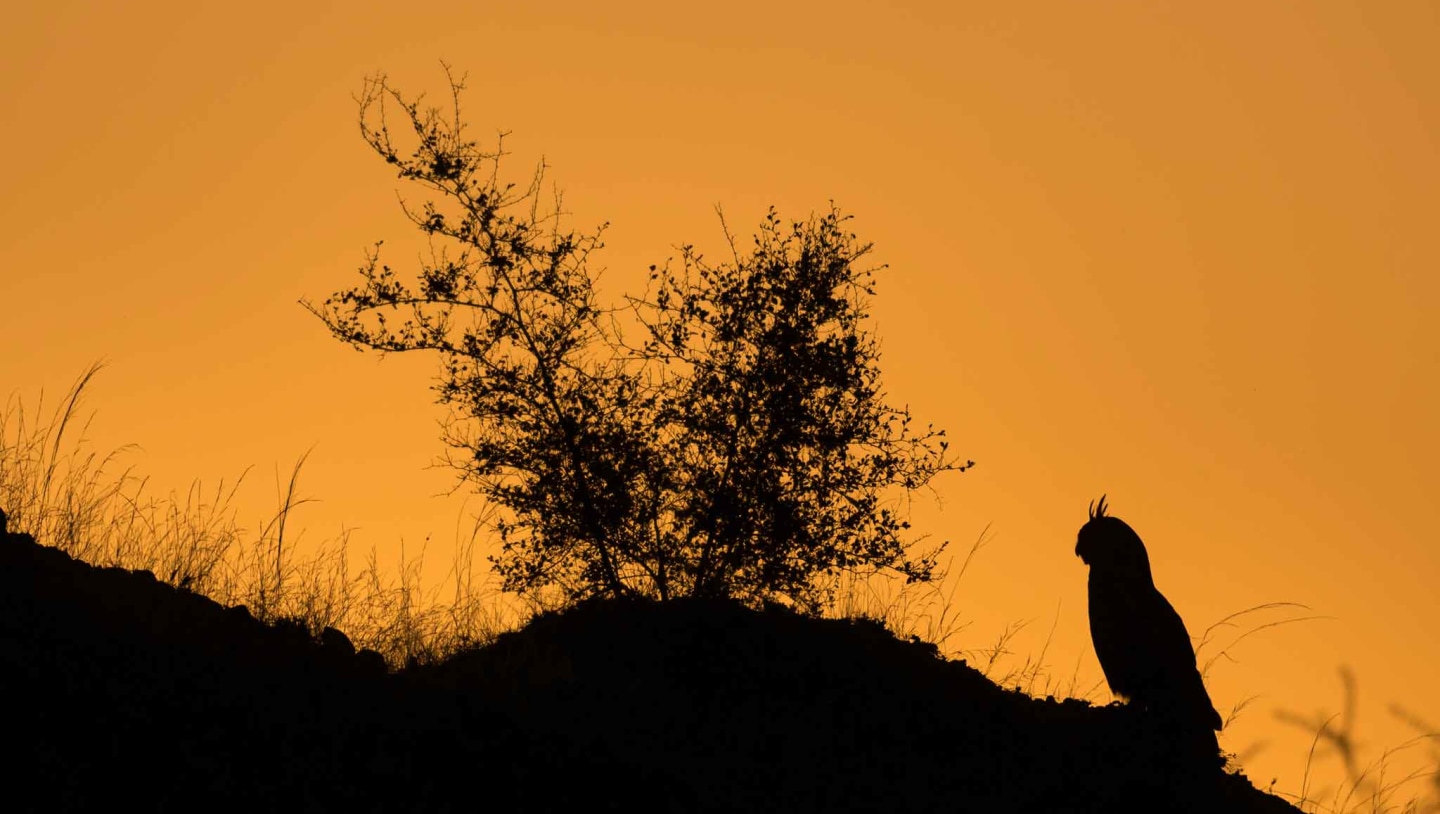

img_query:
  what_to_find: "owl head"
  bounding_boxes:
[1075,495,1153,579]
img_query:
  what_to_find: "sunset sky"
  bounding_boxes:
[3,1,1437,802]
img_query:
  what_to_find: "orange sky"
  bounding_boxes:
[3,1,1437,803]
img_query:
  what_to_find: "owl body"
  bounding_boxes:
[1076,497,1221,733]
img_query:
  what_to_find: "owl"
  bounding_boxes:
[1075,496,1222,733]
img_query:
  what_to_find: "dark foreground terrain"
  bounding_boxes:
[1,514,1298,813]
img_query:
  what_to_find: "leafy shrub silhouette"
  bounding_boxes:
[303,66,972,611]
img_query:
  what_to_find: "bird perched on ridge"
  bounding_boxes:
[1075,495,1222,734]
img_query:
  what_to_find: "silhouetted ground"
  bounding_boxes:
[1,514,1299,813]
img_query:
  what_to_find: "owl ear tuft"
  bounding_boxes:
[1089,494,1109,521]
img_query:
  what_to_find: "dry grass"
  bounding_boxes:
[0,362,529,669]
[817,523,1104,702]
[1269,668,1439,814]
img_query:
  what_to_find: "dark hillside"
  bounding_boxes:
[0,511,1298,812]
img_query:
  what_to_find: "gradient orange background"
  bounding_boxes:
[3,1,1436,801]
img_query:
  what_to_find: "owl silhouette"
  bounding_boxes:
[1075,496,1222,733]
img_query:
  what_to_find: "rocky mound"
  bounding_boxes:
[0,508,1298,812]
